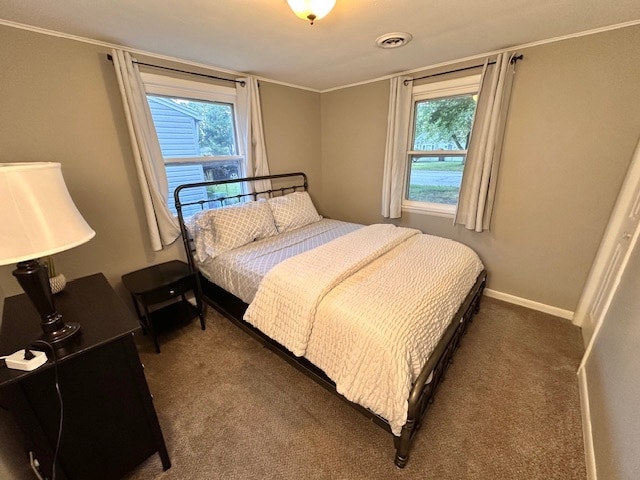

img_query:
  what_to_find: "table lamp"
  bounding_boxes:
[0,162,95,345]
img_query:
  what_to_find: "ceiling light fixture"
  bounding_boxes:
[375,32,413,49]
[287,0,336,25]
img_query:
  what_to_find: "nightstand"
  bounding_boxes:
[0,273,171,480]
[122,260,205,353]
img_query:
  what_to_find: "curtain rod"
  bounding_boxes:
[106,54,245,86]
[404,54,523,85]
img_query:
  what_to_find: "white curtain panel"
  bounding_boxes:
[111,49,180,251]
[455,52,518,232]
[381,76,413,218]
[236,77,272,195]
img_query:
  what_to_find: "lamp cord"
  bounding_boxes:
[31,340,63,480]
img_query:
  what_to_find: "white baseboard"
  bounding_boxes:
[483,288,574,320]
[578,366,597,479]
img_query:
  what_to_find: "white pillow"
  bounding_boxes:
[189,200,277,263]
[267,191,322,233]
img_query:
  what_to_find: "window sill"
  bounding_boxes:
[402,202,456,218]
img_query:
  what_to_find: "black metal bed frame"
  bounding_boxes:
[174,172,487,468]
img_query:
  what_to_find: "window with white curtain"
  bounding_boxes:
[140,72,245,214]
[404,74,481,216]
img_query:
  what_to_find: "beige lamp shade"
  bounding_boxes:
[0,162,95,266]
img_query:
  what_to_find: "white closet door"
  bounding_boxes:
[574,140,640,345]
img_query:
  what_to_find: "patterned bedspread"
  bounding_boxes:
[243,224,484,435]
[198,219,362,303]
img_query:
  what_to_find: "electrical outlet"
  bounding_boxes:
[5,350,47,371]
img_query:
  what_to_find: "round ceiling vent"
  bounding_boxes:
[375,32,413,49]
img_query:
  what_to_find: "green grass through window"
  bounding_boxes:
[408,185,459,205]
[411,161,464,172]
[207,184,242,198]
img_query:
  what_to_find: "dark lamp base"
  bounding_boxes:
[42,321,81,346]
[12,259,82,348]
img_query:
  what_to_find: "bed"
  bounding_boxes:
[174,172,486,468]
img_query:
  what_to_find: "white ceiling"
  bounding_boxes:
[1,0,639,91]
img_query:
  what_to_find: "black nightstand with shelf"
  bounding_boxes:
[122,260,205,353]
[0,273,170,480]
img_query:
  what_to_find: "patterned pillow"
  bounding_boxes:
[190,200,277,263]
[267,191,322,233]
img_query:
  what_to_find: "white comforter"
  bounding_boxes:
[243,224,484,435]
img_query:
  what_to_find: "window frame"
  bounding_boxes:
[140,72,245,172]
[403,74,481,217]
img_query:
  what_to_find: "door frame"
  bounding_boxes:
[576,138,640,480]
[573,138,640,345]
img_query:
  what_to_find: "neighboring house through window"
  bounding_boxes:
[404,74,481,216]
[141,72,244,217]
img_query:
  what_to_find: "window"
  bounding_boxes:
[141,72,244,215]
[404,74,481,216]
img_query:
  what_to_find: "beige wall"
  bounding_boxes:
[260,82,323,206]
[320,25,640,312]
[321,80,389,222]
[0,26,321,300]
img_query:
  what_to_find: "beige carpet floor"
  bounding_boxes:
[124,297,586,480]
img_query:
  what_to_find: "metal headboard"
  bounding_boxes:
[174,172,309,271]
